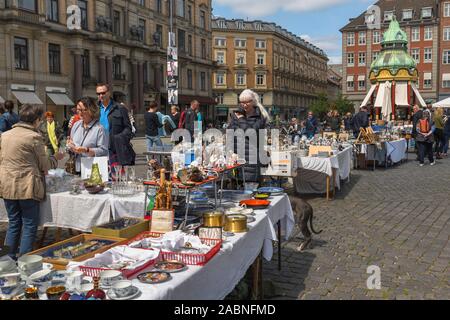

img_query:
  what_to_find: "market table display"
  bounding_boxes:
[356,138,407,169]
[293,146,352,200]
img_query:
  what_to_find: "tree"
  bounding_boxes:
[309,93,329,121]
[334,93,355,115]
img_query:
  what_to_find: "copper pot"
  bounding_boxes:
[224,214,248,233]
[203,211,224,227]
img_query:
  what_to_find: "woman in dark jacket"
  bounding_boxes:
[228,89,269,184]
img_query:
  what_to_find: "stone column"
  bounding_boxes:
[73,52,83,101]
[106,57,113,87]
[138,62,144,112]
[98,56,106,84]
[131,61,139,108]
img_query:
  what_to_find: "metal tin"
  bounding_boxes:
[203,211,224,227]
[224,214,248,233]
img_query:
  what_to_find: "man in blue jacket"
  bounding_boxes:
[304,111,317,139]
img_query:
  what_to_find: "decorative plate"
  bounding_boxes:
[257,187,284,195]
[107,286,141,300]
[137,272,172,284]
[153,261,187,273]
[239,199,271,209]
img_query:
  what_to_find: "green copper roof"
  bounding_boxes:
[370,18,416,76]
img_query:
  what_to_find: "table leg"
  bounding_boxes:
[143,185,149,218]
[326,176,330,201]
[220,173,224,206]
[277,221,282,271]
[214,179,218,209]
[181,191,191,230]
[242,167,246,189]
[251,251,263,300]
[332,168,336,199]
[39,227,48,248]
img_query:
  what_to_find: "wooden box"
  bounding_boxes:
[28,234,127,270]
[308,145,332,157]
[91,218,149,239]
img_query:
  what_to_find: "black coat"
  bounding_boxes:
[107,102,135,165]
[412,110,423,136]
[228,108,267,183]
[144,112,162,137]
[352,111,369,132]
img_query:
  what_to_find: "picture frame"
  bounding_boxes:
[151,209,174,233]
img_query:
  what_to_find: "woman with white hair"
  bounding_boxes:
[228,89,270,184]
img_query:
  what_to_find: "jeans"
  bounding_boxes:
[417,141,434,164]
[4,199,40,258]
[443,134,449,154]
[146,135,163,151]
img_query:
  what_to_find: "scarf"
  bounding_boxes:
[47,121,58,153]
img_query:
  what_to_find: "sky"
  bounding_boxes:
[212,0,375,64]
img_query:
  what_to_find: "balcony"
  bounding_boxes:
[1,8,45,25]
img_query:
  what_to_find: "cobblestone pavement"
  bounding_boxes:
[1,145,449,300]
[264,156,450,300]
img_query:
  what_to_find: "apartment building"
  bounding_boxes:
[341,0,441,108]
[211,18,328,123]
[0,0,215,129]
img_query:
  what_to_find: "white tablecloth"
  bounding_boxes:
[294,147,352,194]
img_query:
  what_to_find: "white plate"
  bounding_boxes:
[107,286,141,300]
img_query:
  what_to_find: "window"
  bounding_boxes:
[156,24,163,48]
[113,11,121,36]
[138,19,146,42]
[236,21,244,30]
[187,5,192,23]
[424,27,432,40]
[216,93,224,105]
[177,29,185,52]
[14,37,28,70]
[372,51,379,61]
[358,79,365,90]
[236,73,245,85]
[444,27,450,41]
[216,51,225,64]
[257,53,265,65]
[236,52,245,65]
[78,0,88,30]
[260,94,264,104]
[201,39,207,59]
[443,50,450,64]
[200,72,206,91]
[216,72,225,85]
[422,7,432,19]
[218,20,226,28]
[443,80,450,88]
[235,39,246,48]
[187,69,193,89]
[176,0,185,17]
[445,3,450,17]
[156,0,162,13]
[347,76,354,91]
[82,49,90,78]
[347,32,355,46]
[48,43,61,74]
[113,56,122,79]
[214,38,226,46]
[412,27,420,42]
[200,10,206,29]
[373,31,381,44]
[347,53,354,66]
[256,73,265,86]
[403,9,413,20]
[411,48,420,63]
[424,48,432,63]
[424,74,432,88]
[18,0,37,12]
[358,52,366,66]
[187,35,192,55]
[358,32,366,45]
[384,11,394,21]
[46,0,59,22]
[254,22,262,31]
[255,39,266,49]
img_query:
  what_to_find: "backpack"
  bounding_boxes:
[419,119,430,133]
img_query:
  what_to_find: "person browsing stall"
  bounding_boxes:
[67,97,109,173]
[39,111,64,156]
[0,105,64,259]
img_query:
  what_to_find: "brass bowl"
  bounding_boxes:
[46,286,66,300]
[224,214,248,233]
[85,184,105,194]
[203,211,224,227]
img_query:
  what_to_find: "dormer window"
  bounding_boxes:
[254,22,262,31]
[384,11,394,22]
[218,20,226,28]
[402,9,413,20]
[236,21,244,29]
[422,7,432,19]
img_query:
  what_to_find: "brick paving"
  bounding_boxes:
[264,157,450,300]
[1,143,449,300]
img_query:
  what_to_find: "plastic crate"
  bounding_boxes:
[126,231,222,266]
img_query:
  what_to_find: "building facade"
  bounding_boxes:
[0,0,215,131]
[341,0,443,109]
[211,18,328,123]
[327,65,343,101]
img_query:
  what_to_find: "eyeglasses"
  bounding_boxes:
[97,91,108,96]
[240,100,253,105]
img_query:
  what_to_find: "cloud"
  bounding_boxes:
[300,34,341,52]
[215,0,350,18]
[328,56,342,64]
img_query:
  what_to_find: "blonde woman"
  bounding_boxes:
[433,107,445,158]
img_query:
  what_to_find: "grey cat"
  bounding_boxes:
[288,195,323,251]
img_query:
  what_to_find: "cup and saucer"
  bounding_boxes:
[106,280,141,300]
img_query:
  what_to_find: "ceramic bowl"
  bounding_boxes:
[18,255,43,276]
[0,259,17,274]
[46,285,66,300]
[85,184,105,194]
[99,270,122,287]
[29,269,54,283]
[0,273,21,288]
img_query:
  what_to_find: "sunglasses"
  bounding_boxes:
[97,91,108,96]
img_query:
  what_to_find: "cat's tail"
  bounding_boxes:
[309,210,323,234]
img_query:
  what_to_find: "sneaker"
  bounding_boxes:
[419,163,425,167]
[430,161,436,166]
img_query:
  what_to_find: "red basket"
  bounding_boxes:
[79,248,160,279]
[126,231,222,266]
